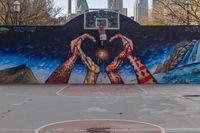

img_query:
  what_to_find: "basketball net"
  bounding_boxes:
[98,23,107,46]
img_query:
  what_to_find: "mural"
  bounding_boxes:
[0,13,200,84]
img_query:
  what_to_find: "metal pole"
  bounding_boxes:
[17,12,19,25]
[15,12,18,25]
[13,1,20,25]
[68,0,72,15]
[15,12,19,25]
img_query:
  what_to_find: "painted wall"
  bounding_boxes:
[0,14,200,84]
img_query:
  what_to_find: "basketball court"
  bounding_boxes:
[0,85,200,133]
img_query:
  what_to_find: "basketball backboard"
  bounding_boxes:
[84,9,120,30]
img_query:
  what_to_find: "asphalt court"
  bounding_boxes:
[0,85,200,133]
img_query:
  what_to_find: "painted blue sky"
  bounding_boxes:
[55,0,153,17]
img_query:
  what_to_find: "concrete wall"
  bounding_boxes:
[0,14,200,84]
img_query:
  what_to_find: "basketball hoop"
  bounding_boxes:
[98,23,107,46]
[84,9,120,46]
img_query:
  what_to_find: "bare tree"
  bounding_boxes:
[152,0,200,25]
[0,0,64,25]
[138,16,153,25]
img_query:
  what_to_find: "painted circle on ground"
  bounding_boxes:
[36,119,164,133]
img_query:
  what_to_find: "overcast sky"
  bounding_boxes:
[55,0,153,17]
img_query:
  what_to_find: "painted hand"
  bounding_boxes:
[110,34,134,56]
[70,33,96,56]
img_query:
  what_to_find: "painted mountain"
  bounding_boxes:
[0,64,38,84]
[154,40,200,84]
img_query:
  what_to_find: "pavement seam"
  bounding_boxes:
[0,93,183,99]
[0,129,34,131]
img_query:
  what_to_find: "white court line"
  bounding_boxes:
[55,86,69,96]
[35,119,165,133]
[135,85,148,95]
[56,85,150,99]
